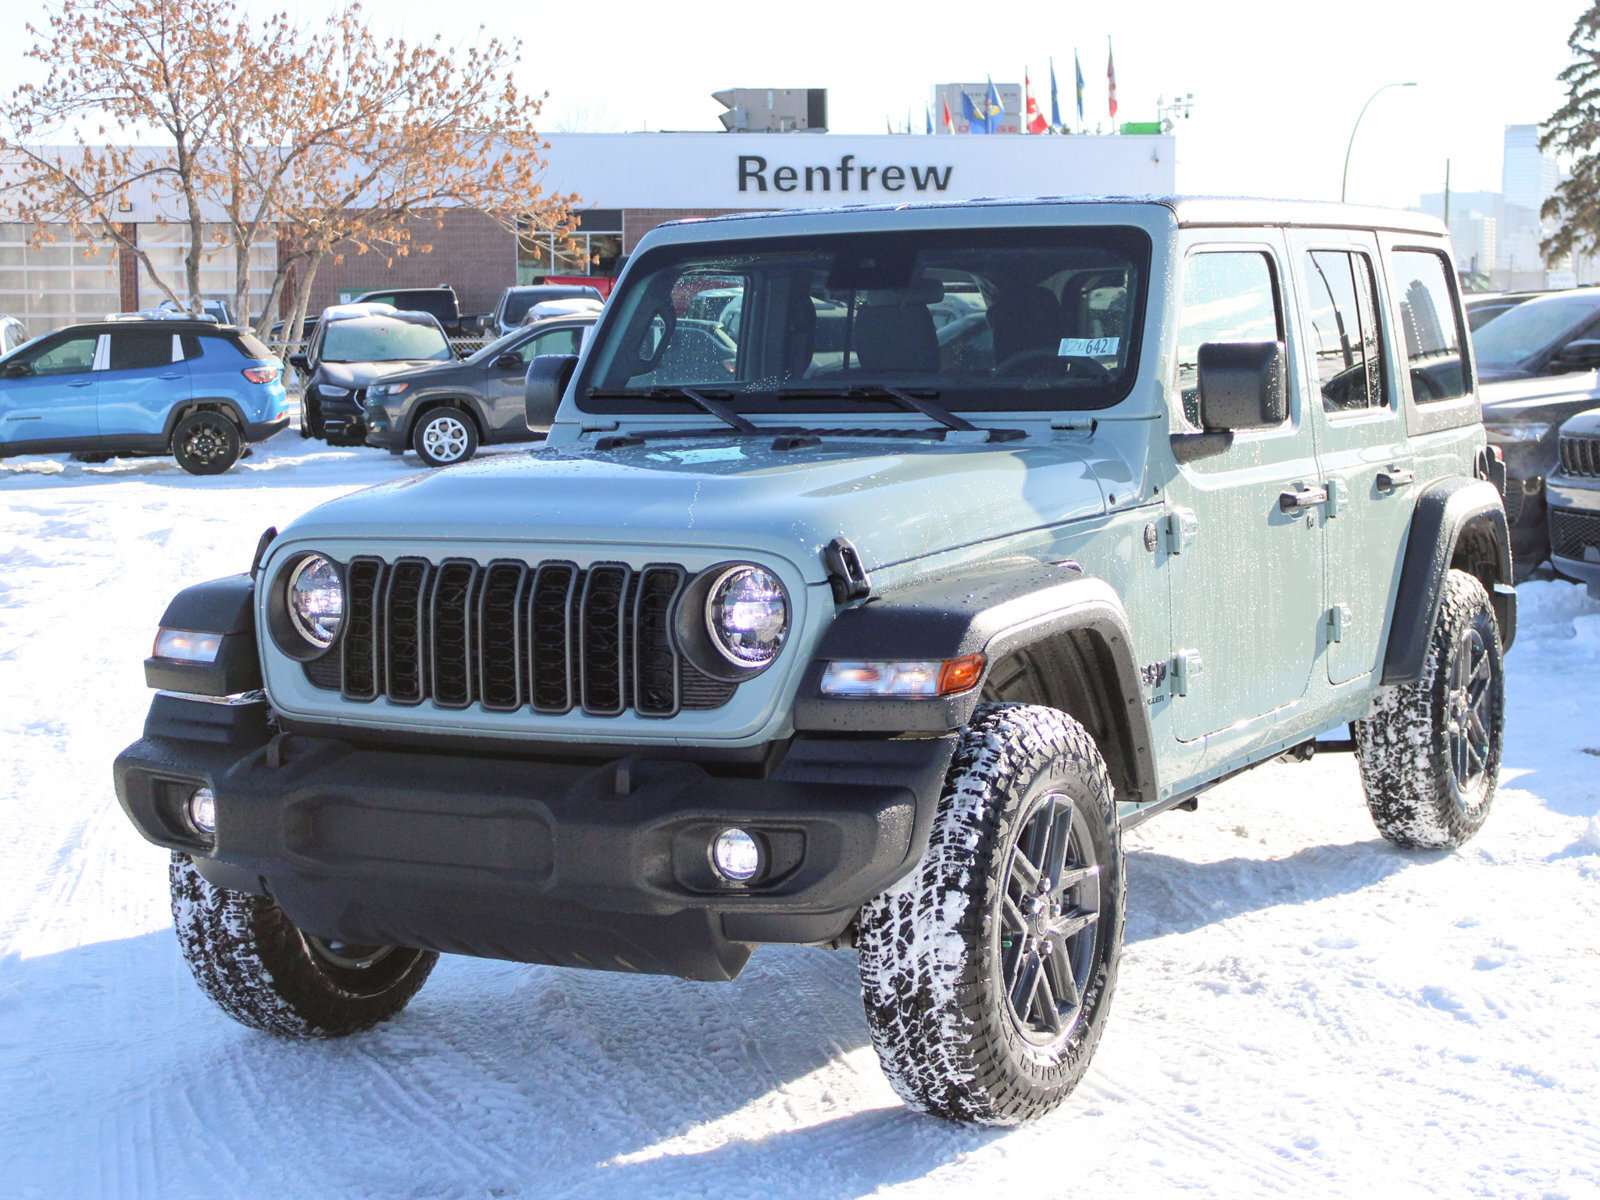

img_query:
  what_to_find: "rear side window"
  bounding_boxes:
[1391,249,1469,402]
[182,332,273,363]
[1304,250,1386,412]
[1174,251,1284,428]
[109,330,174,371]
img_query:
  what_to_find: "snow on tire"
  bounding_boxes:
[1353,568,1505,850]
[856,702,1124,1125]
[169,853,438,1038]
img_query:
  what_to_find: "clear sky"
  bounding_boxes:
[0,0,1586,210]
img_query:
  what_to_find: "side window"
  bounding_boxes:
[109,330,175,371]
[180,334,203,361]
[1390,249,1469,402]
[17,333,99,376]
[522,327,582,361]
[1304,250,1386,412]
[1174,251,1283,428]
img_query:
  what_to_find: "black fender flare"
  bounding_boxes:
[1382,476,1516,685]
[792,561,1157,805]
[162,396,250,445]
[142,573,262,696]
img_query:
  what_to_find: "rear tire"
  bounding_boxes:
[857,703,1124,1125]
[171,411,242,475]
[412,406,478,467]
[169,853,437,1038]
[1353,568,1504,849]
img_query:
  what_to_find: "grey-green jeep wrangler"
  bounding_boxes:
[114,197,1514,1125]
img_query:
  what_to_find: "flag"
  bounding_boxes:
[960,89,991,134]
[926,104,933,134]
[886,114,894,134]
[1074,50,1085,126]
[942,96,953,133]
[985,77,1005,130]
[1107,38,1118,121]
[1025,70,1047,134]
[1050,58,1062,130]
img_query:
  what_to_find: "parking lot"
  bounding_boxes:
[1,439,1597,1198]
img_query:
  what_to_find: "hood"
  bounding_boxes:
[280,435,1111,581]
[1560,406,1600,437]
[316,359,450,389]
[1480,370,1600,426]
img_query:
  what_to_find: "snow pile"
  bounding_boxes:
[1,440,1599,1198]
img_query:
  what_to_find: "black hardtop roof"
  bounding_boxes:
[62,319,249,336]
[654,195,1448,239]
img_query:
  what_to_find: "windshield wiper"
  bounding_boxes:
[586,386,757,434]
[777,385,1023,442]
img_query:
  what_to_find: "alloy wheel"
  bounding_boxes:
[1445,627,1496,806]
[421,414,470,462]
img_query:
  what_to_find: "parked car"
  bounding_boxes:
[116,197,1513,1128]
[363,314,596,466]
[291,309,454,444]
[481,284,604,337]
[0,319,287,473]
[349,286,467,336]
[0,315,28,355]
[1547,406,1600,596]
[519,297,604,325]
[1471,288,1600,383]
[1479,370,1600,574]
[1464,290,1549,331]
[155,298,238,326]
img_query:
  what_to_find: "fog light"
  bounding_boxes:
[710,828,762,883]
[188,787,216,836]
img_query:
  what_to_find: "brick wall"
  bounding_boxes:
[310,210,517,318]
[622,209,758,253]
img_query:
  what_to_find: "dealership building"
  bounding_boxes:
[0,131,1175,330]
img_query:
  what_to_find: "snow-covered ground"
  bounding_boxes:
[1,437,1598,1200]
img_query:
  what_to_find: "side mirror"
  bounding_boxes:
[3,360,30,378]
[525,354,579,429]
[1554,339,1600,373]
[493,352,523,372]
[288,353,310,374]
[1196,341,1287,432]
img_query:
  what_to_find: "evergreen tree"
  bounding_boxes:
[1543,3,1600,261]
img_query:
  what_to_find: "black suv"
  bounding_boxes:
[291,309,454,444]
[349,286,467,336]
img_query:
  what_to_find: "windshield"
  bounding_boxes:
[321,318,451,364]
[577,226,1149,416]
[1472,294,1600,368]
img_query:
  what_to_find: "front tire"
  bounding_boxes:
[171,411,242,475]
[857,703,1125,1125]
[412,407,478,467]
[1353,568,1505,849]
[169,853,437,1037]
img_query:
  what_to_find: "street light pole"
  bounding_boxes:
[1340,82,1417,203]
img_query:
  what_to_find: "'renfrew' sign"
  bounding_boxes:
[737,154,953,195]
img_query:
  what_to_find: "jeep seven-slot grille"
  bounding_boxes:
[304,556,735,717]
[1558,433,1600,478]
[1550,507,1600,561]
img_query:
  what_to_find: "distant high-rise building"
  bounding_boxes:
[1502,125,1557,216]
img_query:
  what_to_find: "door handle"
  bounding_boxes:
[1376,468,1416,492]
[68,380,93,387]
[160,373,182,380]
[1279,486,1329,513]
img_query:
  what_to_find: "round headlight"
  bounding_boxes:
[705,565,789,669]
[287,555,344,648]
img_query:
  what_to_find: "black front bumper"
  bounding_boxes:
[114,697,954,981]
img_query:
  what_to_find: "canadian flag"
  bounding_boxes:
[1107,40,1118,120]
[942,96,953,132]
[1025,71,1048,134]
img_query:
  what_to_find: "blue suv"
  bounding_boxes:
[0,320,288,474]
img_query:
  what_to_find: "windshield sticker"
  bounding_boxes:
[1059,337,1119,357]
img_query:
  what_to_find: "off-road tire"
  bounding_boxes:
[171,410,242,475]
[1353,568,1504,849]
[412,406,479,467]
[856,703,1125,1125]
[169,853,437,1038]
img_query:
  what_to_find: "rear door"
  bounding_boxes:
[98,329,190,443]
[1288,231,1415,685]
[1164,237,1326,743]
[0,330,102,450]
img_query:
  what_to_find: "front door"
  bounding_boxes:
[504,323,586,430]
[1164,238,1326,742]
[0,330,103,451]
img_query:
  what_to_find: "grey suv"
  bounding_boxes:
[115,198,1513,1126]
